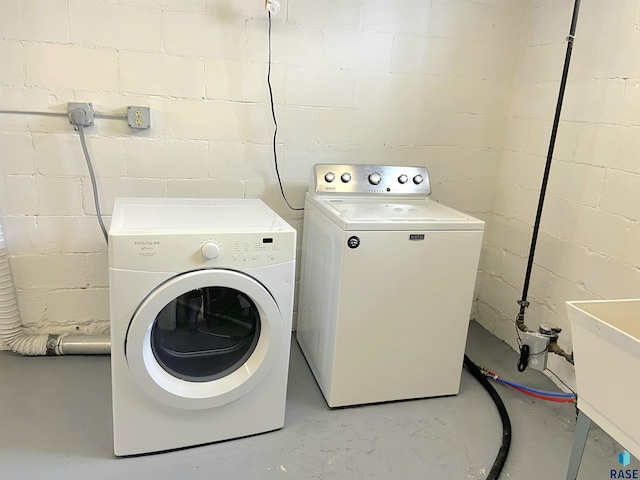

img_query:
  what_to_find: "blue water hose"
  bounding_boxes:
[493,377,575,398]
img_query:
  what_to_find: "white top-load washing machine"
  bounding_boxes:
[296,164,484,408]
[109,198,296,456]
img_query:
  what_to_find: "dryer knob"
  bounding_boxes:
[201,242,221,260]
[398,174,408,184]
[413,174,424,185]
[341,173,352,183]
[324,172,336,183]
[368,172,381,185]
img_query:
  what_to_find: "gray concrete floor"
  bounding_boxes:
[0,322,622,479]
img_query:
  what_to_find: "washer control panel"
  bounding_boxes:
[312,164,431,196]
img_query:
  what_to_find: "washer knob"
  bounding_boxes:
[201,241,220,260]
[398,174,408,184]
[341,172,352,183]
[413,174,424,185]
[368,172,381,185]
[324,172,335,183]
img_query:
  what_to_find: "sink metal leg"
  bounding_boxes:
[566,410,592,480]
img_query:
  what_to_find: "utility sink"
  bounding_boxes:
[567,299,640,460]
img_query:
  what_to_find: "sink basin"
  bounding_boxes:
[567,299,640,459]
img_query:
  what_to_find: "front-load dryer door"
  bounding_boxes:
[125,269,283,410]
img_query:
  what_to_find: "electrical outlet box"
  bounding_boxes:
[522,331,550,372]
[127,106,151,130]
[68,102,94,127]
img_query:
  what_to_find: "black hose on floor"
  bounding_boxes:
[464,355,512,480]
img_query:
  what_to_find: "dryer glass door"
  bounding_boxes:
[126,269,283,410]
[151,287,261,383]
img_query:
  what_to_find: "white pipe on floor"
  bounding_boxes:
[0,220,110,355]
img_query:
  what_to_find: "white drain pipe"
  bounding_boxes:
[0,220,110,355]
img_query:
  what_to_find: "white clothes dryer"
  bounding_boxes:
[296,164,484,408]
[109,198,296,456]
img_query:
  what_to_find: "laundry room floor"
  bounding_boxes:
[0,321,621,480]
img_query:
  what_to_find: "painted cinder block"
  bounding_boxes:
[208,142,277,180]
[560,204,630,261]
[0,176,38,216]
[0,0,69,43]
[247,19,323,67]
[533,235,590,283]
[36,177,83,216]
[354,71,423,111]
[284,66,355,108]
[477,273,520,322]
[0,133,35,175]
[33,134,125,177]
[361,0,431,35]
[562,78,624,124]
[322,30,393,71]
[515,43,565,84]
[87,253,109,288]
[618,79,640,126]
[584,255,640,300]
[80,177,167,216]
[206,59,283,104]
[288,0,360,29]
[120,51,204,99]
[391,36,457,75]
[166,179,244,199]
[316,109,386,147]
[430,0,494,42]
[162,99,244,142]
[45,288,110,324]
[70,1,161,52]
[545,160,605,209]
[24,43,118,91]
[125,139,208,179]
[0,41,24,87]
[9,254,87,289]
[625,224,640,268]
[6,0,639,371]
[33,216,107,254]
[601,170,640,222]
[162,10,246,60]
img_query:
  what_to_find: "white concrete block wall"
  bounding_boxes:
[0,0,522,342]
[476,0,640,387]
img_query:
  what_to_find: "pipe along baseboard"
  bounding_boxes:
[0,220,111,356]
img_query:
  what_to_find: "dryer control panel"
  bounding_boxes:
[311,164,431,197]
[110,232,296,272]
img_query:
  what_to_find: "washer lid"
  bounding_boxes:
[313,197,484,231]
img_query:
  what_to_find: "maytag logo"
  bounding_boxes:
[409,234,425,241]
[611,450,638,479]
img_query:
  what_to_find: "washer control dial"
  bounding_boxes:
[341,173,352,183]
[398,174,408,184]
[324,172,335,183]
[201,241,221,260]
[413,174,424,185]
[368,172,381,185]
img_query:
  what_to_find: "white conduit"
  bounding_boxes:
[0,220,110,355]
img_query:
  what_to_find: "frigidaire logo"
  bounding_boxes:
[611,450,638,479]
[134,241,160,246]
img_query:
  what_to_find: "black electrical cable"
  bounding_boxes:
[515,0,581,371]
[267,11,303,211]
[464,355,511,480]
